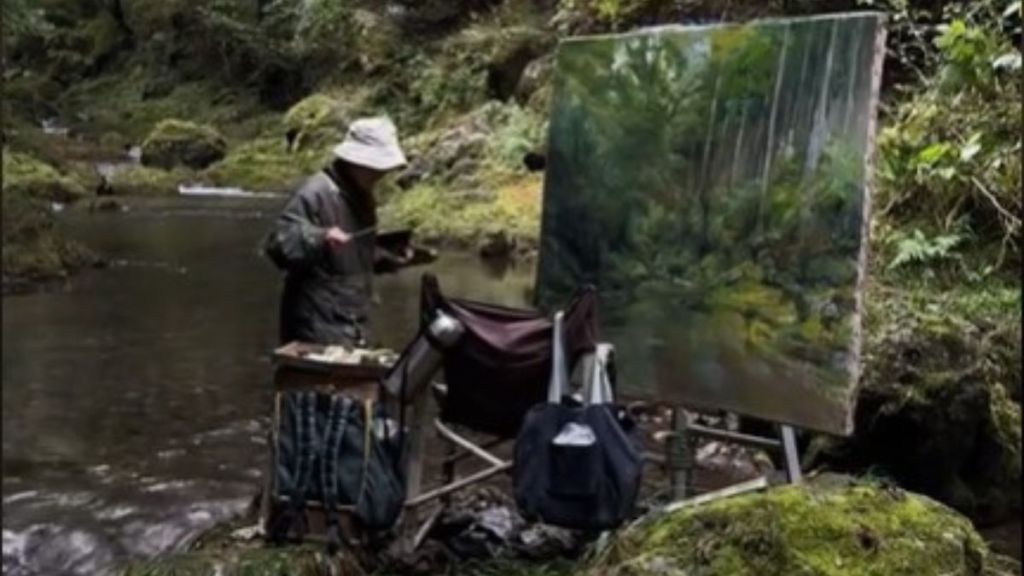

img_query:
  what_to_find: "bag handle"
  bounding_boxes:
[547,311,568,404]
[584,343,615,406]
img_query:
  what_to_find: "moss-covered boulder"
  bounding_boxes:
[2,150,87,202]
[807,283,1021,527]
[2,159,95,292]
[281,94,353,153]
[399,102,543,188]
[141,119,227,170]
[204,137,323,192]
[588,475,1020,576]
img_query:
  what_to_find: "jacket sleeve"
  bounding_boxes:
[264,190,328,271]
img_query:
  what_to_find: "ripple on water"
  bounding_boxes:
[2,524,116,576]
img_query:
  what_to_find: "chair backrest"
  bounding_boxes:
[420,274,599,437]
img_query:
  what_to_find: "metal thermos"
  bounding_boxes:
[383,310,465,401]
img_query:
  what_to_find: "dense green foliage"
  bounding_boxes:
[874,0,1021,278]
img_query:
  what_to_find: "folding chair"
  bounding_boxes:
[400,273,603,547]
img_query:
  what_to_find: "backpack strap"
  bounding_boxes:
[320,396,349,554]
[271,391,318,542]
[352,398,375,520]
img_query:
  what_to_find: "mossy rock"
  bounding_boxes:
[107,165,189,196]
[141,119,227,170]
[204,137,323,192]
[2,167,94,291]
[588,475,1017,576]
[381,172,541,248]
[807,283,1022,526]
[2,149,87,202]
[282,94,351,153]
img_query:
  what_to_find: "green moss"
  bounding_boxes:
[59,68,267,143]
[280,91,372,152]
[372,23,553,132]
[203,137,323,192]
[141,119,227,170]
[807,280,1022,525]
[589,476,1009,576]
[381,172,541,248]
[2,154,94,290]
[2,149,87,201]
[107,165,189,196]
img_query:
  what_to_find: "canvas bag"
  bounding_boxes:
[269,386,406,553]
[513,312,642,530]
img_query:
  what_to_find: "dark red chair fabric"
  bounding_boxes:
[420,274,599,437]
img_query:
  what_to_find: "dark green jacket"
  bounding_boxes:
[264,167,376,345]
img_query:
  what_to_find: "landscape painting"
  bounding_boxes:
[535,14,887,435]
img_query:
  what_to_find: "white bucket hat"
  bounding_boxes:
[332,117,407,171]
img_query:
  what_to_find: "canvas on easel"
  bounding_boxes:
[535,13,887,435]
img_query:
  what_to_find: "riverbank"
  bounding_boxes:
[116,475,1022,575]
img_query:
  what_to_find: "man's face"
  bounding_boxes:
[346,163,387,194]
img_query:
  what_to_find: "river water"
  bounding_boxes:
[1,196,534,576]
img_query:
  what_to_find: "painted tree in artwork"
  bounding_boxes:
[537,15,885,434]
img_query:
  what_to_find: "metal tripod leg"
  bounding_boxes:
[667,407,695,500]
[779,424,802,484]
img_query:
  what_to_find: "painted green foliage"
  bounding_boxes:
[536,15,886,434]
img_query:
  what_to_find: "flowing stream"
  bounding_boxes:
[1,195,534,576]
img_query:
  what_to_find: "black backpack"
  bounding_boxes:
[268,389,406,552]
[514,317,642,531]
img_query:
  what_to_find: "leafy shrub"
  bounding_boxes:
[875,0,1022,277]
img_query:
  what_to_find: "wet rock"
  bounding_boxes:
[3,525,116,576]
[478,231,516,260]
[141,120,227,170]
[89,198,127,213]
[515,54,555,105]
[696,441,774,483]
[395,160,428,189]
[422,487,583,567]
[588,474,1014,576]
[487,35,551,102]
[512,524,580,560]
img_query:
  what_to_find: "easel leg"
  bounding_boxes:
[667,407,695,500]
[400,389,432,553]
[779,425,802,484]
[259,392,281,535]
